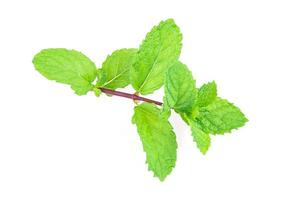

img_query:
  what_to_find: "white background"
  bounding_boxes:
[0,0,300,199]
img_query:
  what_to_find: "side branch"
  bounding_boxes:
[98,87,163,106]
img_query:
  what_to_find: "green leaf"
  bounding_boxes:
[96,48,137,90]
[164,61,197,113]
[198,81,217,107]
[33,48,97,95]
[132,103,177,181]
[190,120,211,154]
[130,19,182,95]
[195,98,248,134]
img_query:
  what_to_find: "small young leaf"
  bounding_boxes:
[164,61,197,113]
[132,103,177,181]
[161,96,171,120]
[196,98,248,134]
[130,19,182,95]
[198,81,217,107]
[93,87,101,97]
[96,49,137,89]
[33,48,97,95]
[189,120,211,154]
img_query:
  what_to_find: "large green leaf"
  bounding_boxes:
[96,48,137,90]
[132,103,177,181]
[164,61,197,113]
[33,48,97,95]
[130,19,182,95]
[196,98,248,134]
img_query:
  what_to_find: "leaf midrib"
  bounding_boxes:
[102,67,128,87]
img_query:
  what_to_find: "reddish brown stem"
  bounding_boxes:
[98,87,163,106]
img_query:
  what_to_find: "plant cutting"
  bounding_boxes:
[33,19,247,181]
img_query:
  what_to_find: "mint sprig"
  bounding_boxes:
[33,19,247,181]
